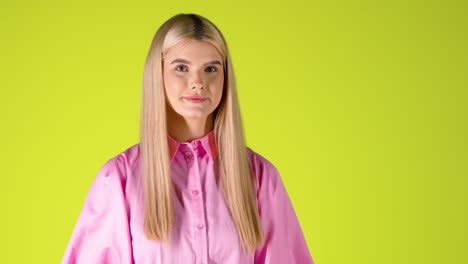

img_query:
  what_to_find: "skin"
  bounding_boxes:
[163,38,224,143]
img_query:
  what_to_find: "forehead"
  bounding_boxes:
[164,39,223,62]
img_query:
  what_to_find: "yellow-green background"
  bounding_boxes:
[2,0,466,263]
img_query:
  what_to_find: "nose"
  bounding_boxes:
[192,83,204,89]
[190,71,204,90]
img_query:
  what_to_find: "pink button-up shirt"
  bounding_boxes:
[62,130,314,264]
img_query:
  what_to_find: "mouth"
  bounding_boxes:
[183,96,208,103]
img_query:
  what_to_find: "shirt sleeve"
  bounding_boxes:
[252,153,314,264]
[61,154,134,264]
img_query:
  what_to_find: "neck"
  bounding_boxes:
[167,111,214,143]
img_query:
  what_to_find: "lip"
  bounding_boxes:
[183,96,208,103]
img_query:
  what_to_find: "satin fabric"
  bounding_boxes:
[62,130,314,264]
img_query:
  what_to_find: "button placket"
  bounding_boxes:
[192,140,201,157]
[190,189,200,201]
[183,140,207,264]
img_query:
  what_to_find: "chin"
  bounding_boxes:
[179,112,209,120]
[174,108,215,121]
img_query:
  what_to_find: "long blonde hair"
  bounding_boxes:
[140,13,264,253]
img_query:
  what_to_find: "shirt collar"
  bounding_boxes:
[167,129,218,162]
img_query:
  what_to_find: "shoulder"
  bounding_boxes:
[246,146,282,193]
[95,143,140,182]
[118,142,141,170]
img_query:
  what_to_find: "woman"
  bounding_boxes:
[62,13,314,264]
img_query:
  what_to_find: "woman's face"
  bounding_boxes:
[163,38,224,122]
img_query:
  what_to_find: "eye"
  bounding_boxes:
[206,66,218,73]
[175,65,188,72]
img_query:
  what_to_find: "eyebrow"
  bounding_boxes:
[170,58,222,66]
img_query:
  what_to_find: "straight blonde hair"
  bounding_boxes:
[140,13,264,254]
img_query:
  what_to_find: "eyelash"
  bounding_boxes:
[175,65,218,72]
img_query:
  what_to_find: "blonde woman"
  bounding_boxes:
[62,13,314,264]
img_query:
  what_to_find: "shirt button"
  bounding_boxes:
[193,140,200,146]
[197,224,204,230]
[192,190,199,196]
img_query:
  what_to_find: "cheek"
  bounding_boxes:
[215,76,224,96]
[164,71,178,86]
[164,73,184,94]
